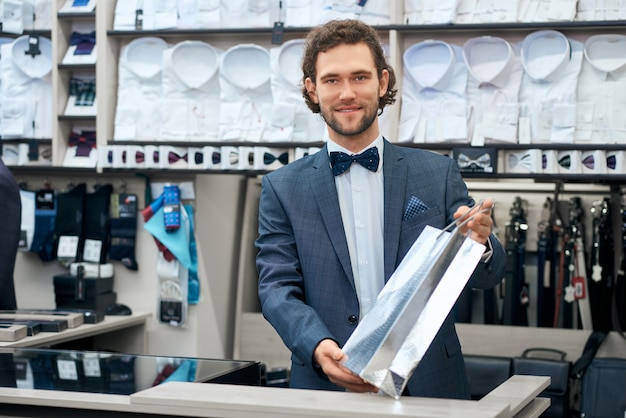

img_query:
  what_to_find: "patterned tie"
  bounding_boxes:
[329,147,379,176]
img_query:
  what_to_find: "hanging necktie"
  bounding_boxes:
[329,147,379,176]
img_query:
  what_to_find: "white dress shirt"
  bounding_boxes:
[518,0,577,22]
[319,0,390,25]
[269,39,325,142]
[113,0,141,30]
[327,135,384,320]
[220,0,275,28]
[142,0,178,31]
[0,36,52,139]
[114,37,169,141]
[518,30,583,144]
[161,40,221,141]
[218,44,272,142]
[463,36,523,144]
[177,0,221,28]
[576,34,626,144]
[399,40,469,144]
[285,0,325,27]
[404,0,460,24]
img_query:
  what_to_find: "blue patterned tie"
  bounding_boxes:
[329,147,379,176]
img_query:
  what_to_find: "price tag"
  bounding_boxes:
[57,359,78,380]
[83,358,101,377]
[572,276,586,299]
[57,236,79,259]
[83,239,102,263]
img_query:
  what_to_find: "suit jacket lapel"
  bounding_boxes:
[383,141,407,282]
[310,146,355,289]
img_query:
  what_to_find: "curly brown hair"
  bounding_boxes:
[301,19,397,116]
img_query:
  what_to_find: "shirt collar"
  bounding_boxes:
[404,40,456,91]
[583,34,626,76]
[221,44,270,89]
[327,134,384,171]
[124,37,168,79]
[521,30,571,82]
[275,39,305,87]
[463,36,516,89]
[169,40,219,88]
[10,35,52,79]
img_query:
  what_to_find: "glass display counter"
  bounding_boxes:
[0,347,261,394]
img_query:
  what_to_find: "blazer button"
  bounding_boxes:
[348,315,358,324]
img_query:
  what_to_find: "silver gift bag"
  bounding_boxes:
[342,221,486,399]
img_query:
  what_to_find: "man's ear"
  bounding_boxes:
[305,77,318,103]
[379,69,389,98]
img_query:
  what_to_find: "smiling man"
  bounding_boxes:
[255,19,506,398]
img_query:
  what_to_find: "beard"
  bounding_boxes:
[318,103,379,137]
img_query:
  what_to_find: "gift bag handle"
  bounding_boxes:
[439,199,493,238]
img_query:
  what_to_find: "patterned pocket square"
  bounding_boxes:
[403,196,429,221]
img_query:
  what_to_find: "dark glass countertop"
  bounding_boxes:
[0,347,261,395]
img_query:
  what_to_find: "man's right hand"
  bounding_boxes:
[313,339,378,393]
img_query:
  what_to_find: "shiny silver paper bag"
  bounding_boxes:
[342,224,485,399]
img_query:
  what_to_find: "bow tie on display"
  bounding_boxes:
[135,151,145,164]
[68,131,96,157]
[263,152,289,166]
[329,147,379,176]
[168,151,188,164]
[607,155,616,170]
[211,151,221,165]
[558,154,571,170]
[582,155,594,170]
[457,152,491,169]
[508,152,534,171]
[193,151,203,165]
[69,31,96,55]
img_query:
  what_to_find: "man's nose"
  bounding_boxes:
[339,82,356,100]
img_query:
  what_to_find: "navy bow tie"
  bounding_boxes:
[329,147,379,176]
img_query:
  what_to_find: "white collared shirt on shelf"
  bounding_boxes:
[403,0,460,24]
[218,44,272,142]
[142,0,178,31]
[463,36,524,144]
[161,40,221,141]
[398,40,469,144]
[285,0,324,27]
[177,0,220,29]
[328,135,385,320]
[0,36,53,139]
[269,39,324,142]
[492,0,519,22]
[518,30,583,144]
[576,34,626,144]
[114,37,169,141]
[319,0,390,25]
[574,0,626,21]
[518,0,577,22]
[455,0,477,23]
[220,0,274,28]
[113,0,141,30]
